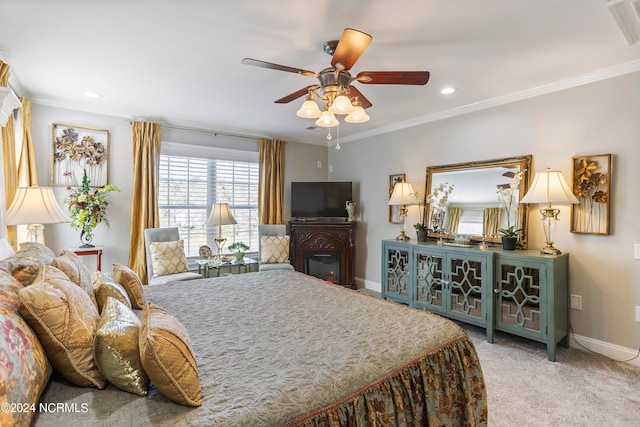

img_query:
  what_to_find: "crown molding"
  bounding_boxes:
[341,59,640,144]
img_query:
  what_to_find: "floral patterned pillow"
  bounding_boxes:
[0,270,52,426]
[0,242,56,286]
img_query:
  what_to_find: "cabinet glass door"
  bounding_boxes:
[496,261,546,336]
[383,246,411,303]
[414,252,445,313]
[448,257,484,322]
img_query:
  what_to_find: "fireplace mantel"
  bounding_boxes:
[289,220,356,289]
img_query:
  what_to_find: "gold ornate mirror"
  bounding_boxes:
[423,155,532,248]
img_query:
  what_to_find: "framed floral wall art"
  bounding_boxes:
[570,153,611,235]
[389,173,405,223]
[52,123,109,187]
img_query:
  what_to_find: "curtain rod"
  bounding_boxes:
[125,119,261,141]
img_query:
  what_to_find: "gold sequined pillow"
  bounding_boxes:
[112,263,144,308]
[93,271,132,313]
[260,235,290,264]
[139,302,202,406]
[52,250,98,309]
[149,240,189,278]
[94,297,149,396]
[18,265,106,389]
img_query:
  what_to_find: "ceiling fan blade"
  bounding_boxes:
[345,86,372,109]
[331,28,372,70]
[241,58,317,77]
[356,71,430,85]
[274,85,319,104]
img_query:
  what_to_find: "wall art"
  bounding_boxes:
[52,123,109,187]
[570,153,611,235]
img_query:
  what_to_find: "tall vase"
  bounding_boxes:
[345,201,356,221]
[80,230,95,248]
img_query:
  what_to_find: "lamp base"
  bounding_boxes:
[540,242,561,255]
[395,231,410,241]
[214,237,227,259]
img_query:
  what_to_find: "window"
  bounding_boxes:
[159,153,259,257]
[456,208,484,235]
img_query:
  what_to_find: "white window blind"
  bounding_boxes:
[457,208,484,235]
[159,153,259,257]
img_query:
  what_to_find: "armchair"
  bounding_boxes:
[144,227,203,285]
[258,224,295,272]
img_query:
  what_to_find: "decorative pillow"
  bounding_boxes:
[260,235,290,264]
[0,270,22,310]
[93,271,132,313]
[139,302,202,406]
[18,266,106,388]
[112,263,145,308]
[149,240,189,278]
[0,241,56,286]
[52,250,98,309]
[0,300,52,426]
[94,297,149,396]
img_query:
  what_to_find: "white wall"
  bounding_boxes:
[29,105,325,272]
[329,71,640,353]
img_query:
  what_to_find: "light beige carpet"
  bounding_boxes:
[463,323,640,426]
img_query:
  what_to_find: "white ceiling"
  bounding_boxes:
[1,0,639,145]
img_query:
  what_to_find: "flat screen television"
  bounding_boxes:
[291,181,352,219]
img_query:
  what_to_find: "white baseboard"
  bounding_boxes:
[569,333,640,368]
[357,277,381,294]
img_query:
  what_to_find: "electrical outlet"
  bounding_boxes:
[570,294,582,310]
[635,244,640,260]
[636,306,640,323]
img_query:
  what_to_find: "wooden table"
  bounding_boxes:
[70,246,104,271]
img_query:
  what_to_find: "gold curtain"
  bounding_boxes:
[484,208,502,237]
[447,207,463,234]
[258,138,285,224]
[1,60,18,246]
[17,98,38,186]
[128,121,162,284]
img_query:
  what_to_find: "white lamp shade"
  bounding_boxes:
[296,99,322,118]
[206,203,237,226]
[388,182,417,206]
[315,110,339,127]
[344,105,370,123]
[6,187,69,225]
[328,95,355,115]
[520,169,579,204]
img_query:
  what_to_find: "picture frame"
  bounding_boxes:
[52,123,109,187]
[389,173,405,223]
[570,153,611,235]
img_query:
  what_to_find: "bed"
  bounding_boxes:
[34,270,487,426]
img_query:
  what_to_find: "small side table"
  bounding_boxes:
[70,246,104,271]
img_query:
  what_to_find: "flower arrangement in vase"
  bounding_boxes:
[65,169,120,247]
[426,183,454,245]
[496,170,525,250]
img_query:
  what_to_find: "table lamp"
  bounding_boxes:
[5,186,69,243]
[206,202,237,259]
[520,168,578,255]
[388,181,417,241]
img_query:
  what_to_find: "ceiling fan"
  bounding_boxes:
[241,28,430,127]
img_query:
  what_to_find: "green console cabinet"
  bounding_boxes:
[381,240,569,361]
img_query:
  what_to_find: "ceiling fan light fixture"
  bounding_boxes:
[328,95,355,114]
[315,110,339,127]
[344,105,370,123]
[296,97,322,118]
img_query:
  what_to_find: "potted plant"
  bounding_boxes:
[228,241,249,262]
[497,171,525,250]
